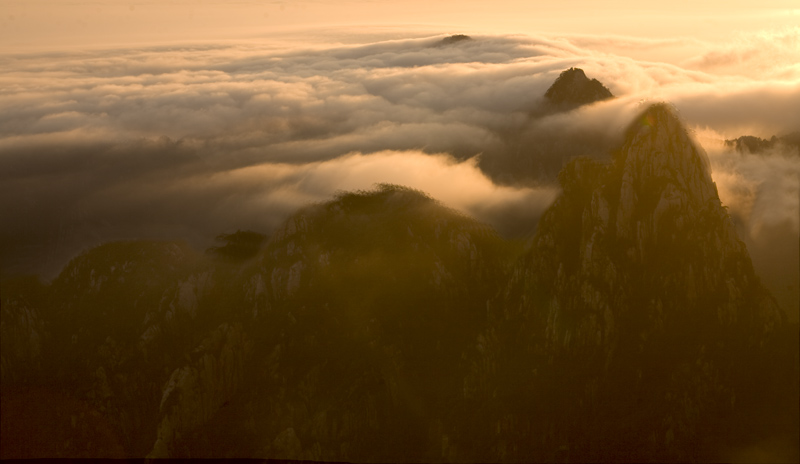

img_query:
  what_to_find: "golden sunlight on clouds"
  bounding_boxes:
[3,0,800,55]
[1,0,798,315]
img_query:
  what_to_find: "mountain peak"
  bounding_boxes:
[623,102,683,139]
[530,104,779,322]
[615,103,718,219]
[508,100,785,399]
[544,67,614,109]
[435,34,472,47]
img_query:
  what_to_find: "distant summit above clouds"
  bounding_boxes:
[724,132,800,155]
[544,67,614,109]
[434,34,473,47]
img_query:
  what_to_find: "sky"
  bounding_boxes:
[0,1,798,317]
[2,1,800,51]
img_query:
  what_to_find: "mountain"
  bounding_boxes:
[2,108,797,462]
[544,67,614,110]
[1,185,514,460]
[2,241,200,458]
[147,184,513,460]
[1,276,47,386]
[435,34,472,46]
[466,103,793,461]
[478,68,619,186]
[724,132,800,155]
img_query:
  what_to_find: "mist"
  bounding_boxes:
[2,8,800,461]
[1,32,798,323]
[700,132,800,320]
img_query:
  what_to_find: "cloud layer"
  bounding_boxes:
[1,32,798,294]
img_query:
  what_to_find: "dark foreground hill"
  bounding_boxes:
[2,106,797,462]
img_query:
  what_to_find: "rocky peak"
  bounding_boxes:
[613,103,719,241]
[514,102,783,362]
[474,102,789,460]
[544,67,614,109]
[552,104,772,299]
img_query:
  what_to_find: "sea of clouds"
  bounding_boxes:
[1,31,798,314]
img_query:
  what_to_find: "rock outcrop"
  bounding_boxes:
[1,276,47,386]
[149,323,251,458]
[544,67,614,110]
[467,103,789,461]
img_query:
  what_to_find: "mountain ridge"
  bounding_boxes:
[724,132,800,155]
[1,106,795,461]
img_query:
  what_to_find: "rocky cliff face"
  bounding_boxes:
[149,323,251,458]
[1,241,202,458]
[466,103,789,461]
[1,276,47,386]
[541,103,783,339]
